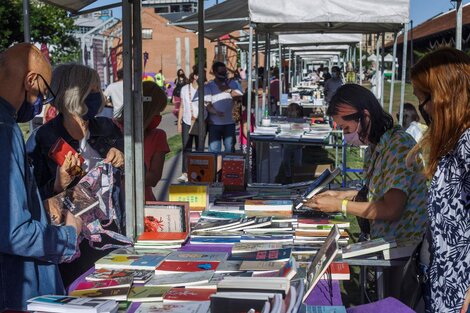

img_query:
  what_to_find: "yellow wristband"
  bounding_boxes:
[341,199,348,215]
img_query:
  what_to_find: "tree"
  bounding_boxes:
[0,0,80,64]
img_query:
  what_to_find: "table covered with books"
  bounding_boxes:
[55,171,417,313]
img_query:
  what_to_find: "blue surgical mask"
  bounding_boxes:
[83,92,102,120]
[16,92,44,123]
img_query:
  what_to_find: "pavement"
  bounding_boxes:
[152,112,183,201]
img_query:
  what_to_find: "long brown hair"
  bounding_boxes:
[142,81,167,129]
[410,47,470,178]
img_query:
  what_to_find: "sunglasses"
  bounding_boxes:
[418,96,432,125]
[36,73,56,105]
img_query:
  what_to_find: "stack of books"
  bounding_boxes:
[27,296,119,313]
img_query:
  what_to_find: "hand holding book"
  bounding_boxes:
[53,151,83,193]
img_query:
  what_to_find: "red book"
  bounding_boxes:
[163,288,215,302]
[48,137,84,166]
[221,154,245,187]
[74,277,132,290]
[327,262,350,280]
[155,261,219,274]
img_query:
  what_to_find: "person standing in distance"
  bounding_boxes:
[0,43,82,311]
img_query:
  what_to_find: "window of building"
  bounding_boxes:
[154,6,169,13]
[182,4,194,12]
[142,29,153,40]
[170,4,181,12]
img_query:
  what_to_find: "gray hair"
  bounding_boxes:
[50,63,104,116]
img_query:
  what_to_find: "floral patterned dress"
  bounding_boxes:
[426,129,470,313]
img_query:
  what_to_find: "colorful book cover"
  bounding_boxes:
[239,260,286,271]
[169,185,208,211]
[144,202,188,233]
[165,251,229,262]
[228,248,292,262]
[231,242,284,254]
[146,271,215,287]
[95,254,165,270]
[135,302,210,313]
[69,286,131,301]
[327,262,350,280]
[187,153,217,183]
[155,261,220,273]
[86,268,136,281]
[221,155,245,187]
[163,288,215,302]
[75,277,133,290]
[128,286,172,302]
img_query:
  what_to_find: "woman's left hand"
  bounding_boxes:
[304,195,342,213]
[461,286,470,313]
[105,148,124,168]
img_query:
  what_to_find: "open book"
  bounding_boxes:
[294,168,341,210]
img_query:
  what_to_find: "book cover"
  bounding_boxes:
[228,248,292,262]
[342,238,396,259]
[128,286,172,302]
[303,226,340,303]
[382,238,421,260]
[144,202,188,233]
[27,296,118,313]
[214,260,242,273]
[69,286,131,301]
[94,254,165,271]
[155,261,220,273]
[328,262,350,280]
[135,302,210,313]
[137,232,188,243]
[146,271,215,287]
[221,154,245,187]
[165,251,229,262]
[239,260,286,271]
[187,152,217,183]
[244,199,293,211]
[75,277,133,290]
[163,288,215,302]
[299,305,347,313]
[169,185,208,211]
[86,268,151,283]
[231,242,284,254]
[192,218,243,232]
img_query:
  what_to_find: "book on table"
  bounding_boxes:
[169,184,209,211]
[244,200,293,216]
[154,261,220,274]
[27,295,118,313]
[216,276,290,297]
[164,251,229,262]
[137,201,190,246]
[135,302,210,313]
[94,253,166,271]
[382,237,421,260]
[162,288,216,302]
[187,152,217,183]
[221,154,246,187]
[86,268,154,284]
[145,271,216,287]
[127,286,172,302]
[328,262,351,280]
[210,292,274,313]
[213,260,242,273]
[69,286,131,302]
[342,238,397,259]
[228,248,292,262]
[231,242,285,254]
[303,225,341,303]
[74,277,133,291]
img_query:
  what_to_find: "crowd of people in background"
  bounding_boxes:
[0,42,468,313]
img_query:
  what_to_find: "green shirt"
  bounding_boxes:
[364,126,428,240]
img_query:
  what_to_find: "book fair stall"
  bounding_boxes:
[22,0,419,313]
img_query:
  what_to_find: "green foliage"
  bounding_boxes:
[0,0,79,64]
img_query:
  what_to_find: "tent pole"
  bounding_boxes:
[288,48,292,92]
[262,33,269,118]
[359,39,363,85]
[246,24,254,183]
[279,42,282,111]
[380,32,385,108]
[389,31,399,114]
[122,0,135,239]
[399,23,409,126]
[255,33,259,126]
[293,53,297,87]
[132,0,145,236]
[197,0,206,150]
[456,0,463,50]
[266,33,272,115]
[375,34,380,100]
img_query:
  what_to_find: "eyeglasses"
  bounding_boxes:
[418,96,432,125]
[36,73,56,105]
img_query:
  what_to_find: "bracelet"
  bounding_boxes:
[341,199,348,215]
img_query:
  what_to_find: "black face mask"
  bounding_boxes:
[215,72,228,81]
[419,97,432,126]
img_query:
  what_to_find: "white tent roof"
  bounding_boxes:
[367,54,377,61]
[279,33,362,46]
[41,0,96,13]
[292,44,351,51]
[384,53,397,62]
[295,51,341,56]
[249,0,409,33]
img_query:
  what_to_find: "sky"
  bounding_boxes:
[87,0,470,26]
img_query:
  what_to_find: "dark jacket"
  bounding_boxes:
[27,114,125,287]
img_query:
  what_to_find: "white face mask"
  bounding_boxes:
[344,119,364,146]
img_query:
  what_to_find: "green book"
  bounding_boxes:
[128,286,172,302]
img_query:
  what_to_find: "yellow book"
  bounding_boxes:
[169,184,208,211]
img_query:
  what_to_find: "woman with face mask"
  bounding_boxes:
[26,63,125,287]
[304,84,429,297]
[409,48,470,313]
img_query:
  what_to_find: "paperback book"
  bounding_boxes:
[128,286,172,302]
[94,254,166,271]
[27,296,118,313]
[342,238,397,259]
[146,271,215,287]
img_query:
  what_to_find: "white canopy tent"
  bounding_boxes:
[279,33,363,46]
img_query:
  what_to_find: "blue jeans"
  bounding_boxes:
[208,123,235,153]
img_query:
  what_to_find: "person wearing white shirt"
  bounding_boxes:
[177,68,207,182]
[103,69,124,119]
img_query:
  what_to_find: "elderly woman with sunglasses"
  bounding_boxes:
[27,63,124,287]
